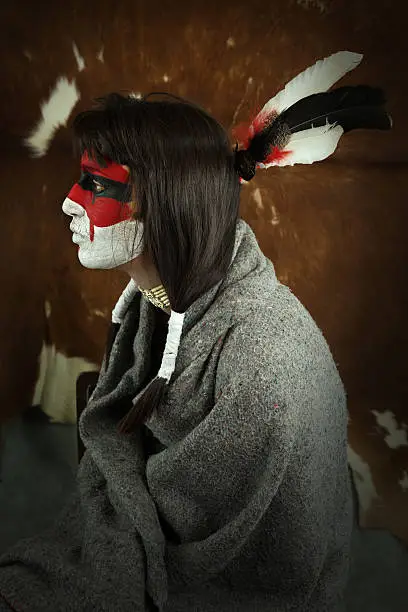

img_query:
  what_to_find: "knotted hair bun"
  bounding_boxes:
[234,148,257,182]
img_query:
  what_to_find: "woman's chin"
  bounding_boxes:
[77,249,96,269]
[72,233,88,245]
[77,249,116,270]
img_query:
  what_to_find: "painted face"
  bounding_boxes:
[62,151,144,269]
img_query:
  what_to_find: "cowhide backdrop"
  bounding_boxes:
[0,0,407,544]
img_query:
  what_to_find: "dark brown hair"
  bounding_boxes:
[71,92,241,431]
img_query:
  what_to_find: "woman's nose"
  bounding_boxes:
[62,197,85,217]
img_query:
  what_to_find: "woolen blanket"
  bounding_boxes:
[0,218,352,611]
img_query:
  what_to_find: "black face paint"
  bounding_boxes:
[78,171,132,203]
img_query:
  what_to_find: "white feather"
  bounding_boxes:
[260,51,363,117]
[259,122,344,167]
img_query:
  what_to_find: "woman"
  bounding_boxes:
[0,51,390,611]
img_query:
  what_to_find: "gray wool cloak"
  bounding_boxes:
[0,218,352,611]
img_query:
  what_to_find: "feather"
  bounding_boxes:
[279,86,391,133]
[303,105,390,133]
[259,123,344,167]
[259,51,363,119]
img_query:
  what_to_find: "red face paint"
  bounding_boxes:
[66,151,133,242]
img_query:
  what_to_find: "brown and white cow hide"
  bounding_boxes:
[0,0,407,544]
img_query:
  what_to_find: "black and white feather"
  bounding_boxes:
[240,51,392,168]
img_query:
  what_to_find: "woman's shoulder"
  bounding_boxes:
[229,283,328,348]
[217,282,336,388]
[213,283,345,430]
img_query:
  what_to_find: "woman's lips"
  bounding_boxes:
[70,224,86,238]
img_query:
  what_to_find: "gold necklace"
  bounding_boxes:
[138,284,171,313]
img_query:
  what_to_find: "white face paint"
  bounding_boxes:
[62,196,145,269]
[62,152,145,270]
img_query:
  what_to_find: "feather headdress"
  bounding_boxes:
[233,51,392,180]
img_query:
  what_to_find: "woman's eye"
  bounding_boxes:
[92,180,105,194]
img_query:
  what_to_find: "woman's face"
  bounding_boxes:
[62,151,144,269]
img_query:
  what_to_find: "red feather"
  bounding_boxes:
[232,105,279,151]
[252,109,272,134]
[263,146,292,165]
[233,105,287,176]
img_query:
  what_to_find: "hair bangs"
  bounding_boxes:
[72,98,127,167]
